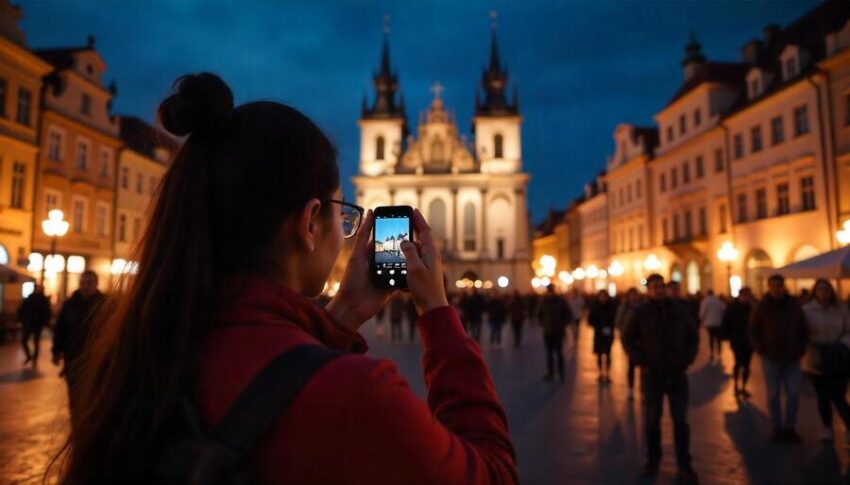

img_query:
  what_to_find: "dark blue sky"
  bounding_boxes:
[19,0,821,223]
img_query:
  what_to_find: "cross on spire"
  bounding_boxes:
[382,14,390,35]
[490,10,497,31]
[430,81,444,99]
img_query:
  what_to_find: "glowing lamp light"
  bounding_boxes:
[608,260,625,277]
[540,276,551,287]
[558,271,574,285]
[531,277,542,288]
[599,269,608,279]
[111,258,128,275]
[66,255,86,274]
[44,254,65,273]
[730,275,743,298]
[837,220,850,246]
[42,209,70,238]
[483,280,494,289]
[643,254,662,271]
[474,279,483,289]
[572,268,586,280]
[586,265,599,279]
[717,242,739,263]
[22,282,35,298]
[538,255,557,277]
[497,276,509,288]
[27,252,43,272]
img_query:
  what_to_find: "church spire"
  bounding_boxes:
[363,16,405,119]
[476,11,517,116]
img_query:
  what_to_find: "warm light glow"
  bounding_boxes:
[111,258,128,275]
[540,276,551,287]
[837,220,850,246]
[531,277,541,288]
[42,209,70,238]
[717,242,739,263]
[497,276,509,288]
[586,265,599,279]
[643,254,662,271]
[483,280,494,289]
[538,255,557,277]
[44,254,65,273]
[558,271,574,285]
[22,282,35,298]
[455,280,464,288]
[67,255,86,274]
[608,260,625,277]
[730,275,743,298]
[27,252,43,272]
[474,279,483,289]
[599,269,607,279]
[572,268,586,280]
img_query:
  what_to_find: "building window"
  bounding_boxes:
[784,57,798,80]
[771,116,784,145]
[48,129,62,161]
[659,173,667,192]
[666,125,673,142]
[777,183,790,215]
[375,136,385,161]
[749,78,760,99]
[714,148,724,173]
[136,173,144,194]
[734,133,744,159]
[751,125,763,152]
[463,202,476,251]
[682,162,690,184]
[118,214,127,242]
[719,204,727,233]
[618,188,624,206]
[694,109,701,127]
[626,185,632,202]
[80,93,92,116]
[72,198,86,233]
[76,140,89,170]
[0,78,6,117]
[133,217,142,240]
[673,214,681,240]
[496,238,505,260]
[10,162,25,209]
[698,207,707,235]
[801,176,815,211]
[671,167,679,188]
[793,105,809,136]
[45,192,60,216]
[16,88,31,125]
[99,148,111,178]
[635,180,642,199]
[662,217,669,242]
[96,204,108,236]
[494,134,504,159]
[695,156,704,179]
[149,176,157,196]
[121,166,129,189]
[684,211,692,238]
[845,92,850,127]
[679,114,686,135]
[755,188,767,219]
[737,193,748,223]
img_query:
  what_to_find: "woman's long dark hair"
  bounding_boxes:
[812,278,838,307]
[52,73,339,483]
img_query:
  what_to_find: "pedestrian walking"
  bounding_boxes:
[51,270,105,417]
[588,290,617,383]
[52,74,517,483]
[538,284,573,382]
[508,290,527,347]
[722,287,756,400]
[801,279,850,444]
[389,292,406,343]
[462,288,486,342]
[750,273,810,443]
[374,304,386,338]
[488,293,507,346]
[566,288,585,347]
[699,290,727,365]
[16,284,51,368]
[615,287,643,400]
[406,294,418,342]
[622,274,699,484]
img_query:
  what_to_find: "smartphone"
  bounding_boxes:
[372,205,414,289]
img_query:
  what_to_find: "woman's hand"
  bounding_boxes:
[400,209,449,314]
[326,210,393,332]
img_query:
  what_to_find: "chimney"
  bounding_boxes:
[763,24,780,46]
[741,39,763,65]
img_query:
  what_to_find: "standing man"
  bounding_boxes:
[699,290,727,365]
[508,290,527,347]
[487,293,507,347]
[17,284,52,368]
[723,287,757,399]
[616,288,643,400]
[623,274,699,483]
[52,270,105,417]
[566,288,585,347]
[538,284,573,382]
[462,288,486,342]
[750,273,809,443]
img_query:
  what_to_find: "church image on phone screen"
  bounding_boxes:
[375,217,409,266]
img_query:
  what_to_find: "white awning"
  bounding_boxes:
[771,246,850,279]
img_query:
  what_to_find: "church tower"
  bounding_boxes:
[359,28,406,177]
[473,20,521,175]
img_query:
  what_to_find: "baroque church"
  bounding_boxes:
[353,27,532,291]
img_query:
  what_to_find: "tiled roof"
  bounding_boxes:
[119,116,180,162]
[666,62,749,107]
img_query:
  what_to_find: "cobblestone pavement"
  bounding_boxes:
[2,318,849,484]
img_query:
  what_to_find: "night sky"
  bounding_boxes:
[19,0,822,223]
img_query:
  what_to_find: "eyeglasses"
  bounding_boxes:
[323,199,364,239]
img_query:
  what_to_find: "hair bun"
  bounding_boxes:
[158,73,234,137]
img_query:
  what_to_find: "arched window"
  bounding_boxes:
[428,198,447,247]
[375,136,385,161]
[463,202,476,251]
[494,134,504,159]
[686,260,700,295]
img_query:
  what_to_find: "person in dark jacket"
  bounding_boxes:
[52,270,105,416]
[722,287,756,399]
[749,274,810,443]
[488,293,507,346]
[17,284,52,368]
[588,290,617,383]
[616,288,643,400]
[462,289,486,342]
[537,284,573,382]
[623,274,698,484]
[508,291,527,347]
[388,292,406,343]
[405,294,418,342]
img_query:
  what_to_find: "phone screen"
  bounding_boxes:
[373,212,411,288]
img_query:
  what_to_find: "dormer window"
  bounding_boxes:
[81,93,91,116]
[779,45,805,82]
[86,64,93,75]
[749,79,760,99]
[679,115,686,135]
[746,68,768,100]
[493,134,503,159]
[784,57,798,80]
[693,108,701,128]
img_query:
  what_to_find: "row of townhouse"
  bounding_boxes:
[0,1,178,312]
[533,0,850,296]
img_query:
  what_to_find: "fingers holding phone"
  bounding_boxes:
[399,208,448,314]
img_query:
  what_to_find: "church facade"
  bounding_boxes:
[352,30,532,291]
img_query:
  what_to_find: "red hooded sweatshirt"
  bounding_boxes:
[197,277,518,484]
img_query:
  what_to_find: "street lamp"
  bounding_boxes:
[608,260,625,277]
[539,254,557,277]
[716,241,739,295]
[643,253,661,272]
[837,220,850,246]
[41,209,69,285]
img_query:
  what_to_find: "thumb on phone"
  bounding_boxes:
[400,240,422,270]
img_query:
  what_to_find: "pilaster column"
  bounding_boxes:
[451,187,459,252]
[515,187,529,258]
[479,188,488,256]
